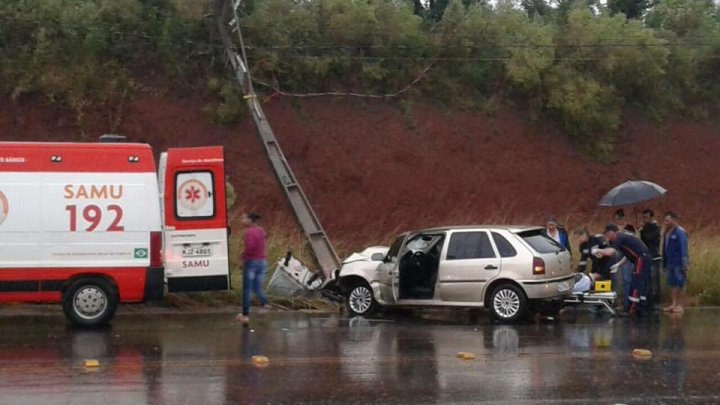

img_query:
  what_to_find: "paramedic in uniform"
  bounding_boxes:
[573,228,618,281]
[594,224,652,316]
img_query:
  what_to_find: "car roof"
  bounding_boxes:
[407,225,544,234]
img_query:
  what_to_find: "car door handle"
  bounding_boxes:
[485,265,498,270]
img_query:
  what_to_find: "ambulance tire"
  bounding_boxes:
[63,278,118,327]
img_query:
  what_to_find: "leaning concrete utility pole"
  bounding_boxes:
[215,0,342,281]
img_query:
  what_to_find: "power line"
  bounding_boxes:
[242,53,720,62]
[252,63,434,98]
[2,15,720,51]
[2,14,720,65]
[242,42,719,49]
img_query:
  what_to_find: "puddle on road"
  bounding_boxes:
[0,309,719,403]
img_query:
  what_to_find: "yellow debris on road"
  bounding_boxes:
[456,352,476,360]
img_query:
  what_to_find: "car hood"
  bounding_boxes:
[342,246,389,264]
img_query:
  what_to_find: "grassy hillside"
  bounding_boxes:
[2,0,720,152]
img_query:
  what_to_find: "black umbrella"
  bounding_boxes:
[598,180,667,207]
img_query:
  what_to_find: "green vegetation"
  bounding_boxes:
[686,235,720,306]
[239,0,720,146]
[0,0,212,128]
[2,0,720,141]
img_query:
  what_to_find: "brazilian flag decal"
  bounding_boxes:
[134,248,149,259]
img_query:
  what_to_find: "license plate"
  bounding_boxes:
[181,247,213,257]
[557,281,570,293]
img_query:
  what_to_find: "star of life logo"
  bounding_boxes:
[178,179,209,211]
[0,190,8,226]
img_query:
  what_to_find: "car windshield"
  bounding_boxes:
[403,233,444,254]
[517,229,565,254]
[384,235,406,262]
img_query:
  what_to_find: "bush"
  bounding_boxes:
[2,0,720,143]
[0,0,211,127]
[204,78,246,125]
[686,235,720,306]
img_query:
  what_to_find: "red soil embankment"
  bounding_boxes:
[1,96,718,246]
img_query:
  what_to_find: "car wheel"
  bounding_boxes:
[346,282,379,316]
[489,283,527,323]
[63,278,118,327]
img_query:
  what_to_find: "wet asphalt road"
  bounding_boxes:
[0,308,719,405]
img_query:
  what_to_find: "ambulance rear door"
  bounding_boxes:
[160,146,230,292]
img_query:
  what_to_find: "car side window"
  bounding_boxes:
[492,232,517,258]
[446,232,496,260]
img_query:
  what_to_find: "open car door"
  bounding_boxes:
[160,147,230,292]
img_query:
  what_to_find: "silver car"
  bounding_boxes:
[338,226,573,323]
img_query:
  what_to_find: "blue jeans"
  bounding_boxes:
[242,259,268,316]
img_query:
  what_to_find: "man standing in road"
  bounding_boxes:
[662,211,690,314]
[595,224,652,316]
[236,212,269,323]
[612,209,636,310]
[640,209,662,309]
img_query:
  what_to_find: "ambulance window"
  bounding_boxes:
[175,171,215,219]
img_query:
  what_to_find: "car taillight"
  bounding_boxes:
[150,231,163,267]
[533,257,545,275]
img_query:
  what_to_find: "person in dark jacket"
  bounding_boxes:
[573,228,619,281]
[662,211,689,314]
[595,224,652,316]
[612,209,636,308]
[613,209,636,234]
[640,209,662,308]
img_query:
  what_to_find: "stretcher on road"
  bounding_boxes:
[563,275,617,316]
[563,291,617,316]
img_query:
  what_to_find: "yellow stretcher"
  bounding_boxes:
[563,279,617,316]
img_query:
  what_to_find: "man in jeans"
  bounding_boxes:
[236,212,269,323]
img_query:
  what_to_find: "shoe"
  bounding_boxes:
[256,306,269,315]
[671,307,684,314]
[236,314,250,323]
[662,306,675,312]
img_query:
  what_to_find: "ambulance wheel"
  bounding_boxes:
[346,281,379,316]
[63,278,118,327]
[489,283,527,323]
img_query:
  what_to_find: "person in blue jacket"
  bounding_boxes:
[662,211,690,314]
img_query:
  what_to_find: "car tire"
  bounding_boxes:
[489,283,527,323]
[346,281,379,316]
[63,277,118,327]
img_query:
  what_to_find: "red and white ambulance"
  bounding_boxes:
[0,140,230,326]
